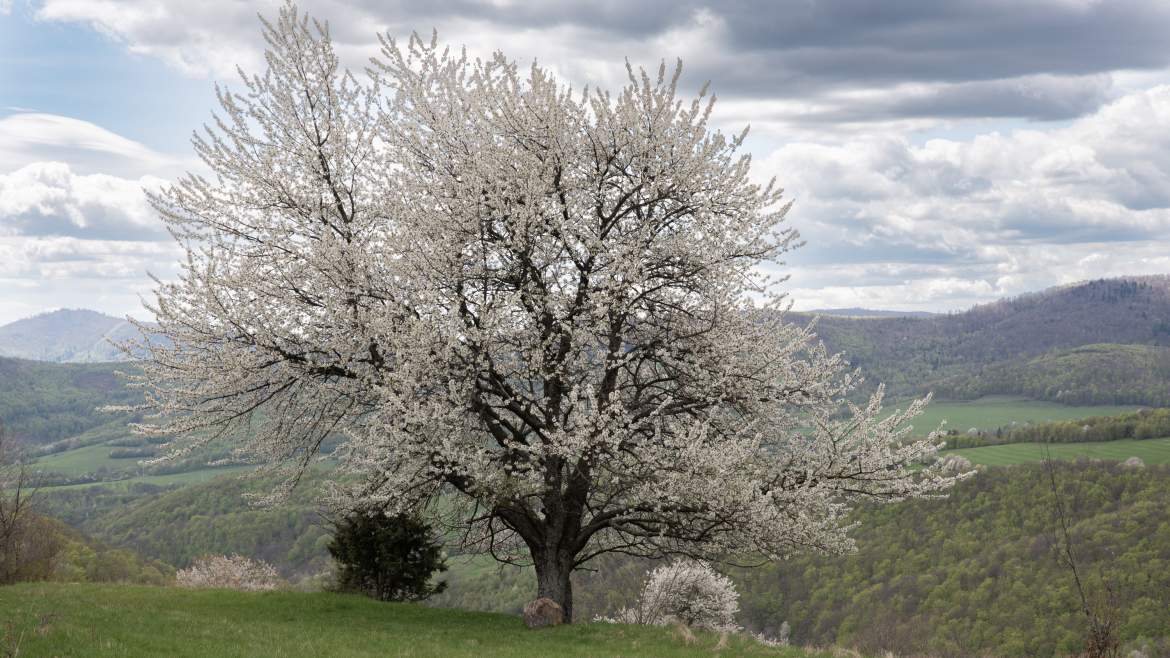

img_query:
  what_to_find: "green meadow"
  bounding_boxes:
[897,396,1138,436]
[947,437,1170,467]
[41,465,257,491]
[0,583,818,658]
[33,443,136,477]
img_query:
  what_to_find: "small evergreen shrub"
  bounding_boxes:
[327,512,447,602]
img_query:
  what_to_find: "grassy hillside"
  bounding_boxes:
[30,396,1135,482]
[903,396,1137,436]
[0,584,812,658]
[43,465,256,491]
[33,395,1145,584]
[31,434,252,487]
[38,461,1170,657]
[34,442,138,477]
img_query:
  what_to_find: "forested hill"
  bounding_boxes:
[0,309,142,363]
[793,276,1170,404]
[0,357,138,444]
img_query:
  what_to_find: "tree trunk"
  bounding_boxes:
[534,549,575,623]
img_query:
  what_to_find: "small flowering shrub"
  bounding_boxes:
[751,621,790,647]
[596,560,740,631]
[939,454,974,473]
[175,555,284,591]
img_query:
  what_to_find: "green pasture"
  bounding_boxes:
[0,583,816,658]
[32,443,136,477]
[947,437,1170,467]
[896,396,1138,436]
[39,465,257,491]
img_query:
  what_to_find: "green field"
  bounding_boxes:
[32,433,257,490]
[897,396,1138,436]
[0,583,814,658]
[947,437,1170,466]
[33,443,136,477]
[41,465,258,491]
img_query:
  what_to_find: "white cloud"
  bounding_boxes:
[12,0,1170,320]
[28,0,723,93]
[0,110,183,323]
[764,85,1170,309]
[785,240,1170,312]
[771,85,1170,244]
[0,160,177,323]
[33,0,1170,123]
[0,235,180,323]
[0,107,192,323]
[0,235,177,278]
[0,112,188,178]
[34,0,268,78]
[0,161,168,240]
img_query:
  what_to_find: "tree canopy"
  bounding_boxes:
[127,4,960,620]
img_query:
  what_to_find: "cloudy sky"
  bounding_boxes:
[2,0,1170,323]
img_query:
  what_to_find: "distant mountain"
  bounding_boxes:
[0,309,147,363]
[811,307,937,319]
[794,276,1170,405]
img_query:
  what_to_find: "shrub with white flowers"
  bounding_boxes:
[939,454,974,473]
[751,621,791,647]
[175,554,284,591]
[599,560,740,631]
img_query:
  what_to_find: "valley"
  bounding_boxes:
[8,276,1170,656]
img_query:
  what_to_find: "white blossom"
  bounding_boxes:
[938,454,974,474]
[597,559,740,631]
[176,554,284,591]
[751,622,791,648]
[123,3,965,620]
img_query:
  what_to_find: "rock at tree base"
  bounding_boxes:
[522,598,564,628]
